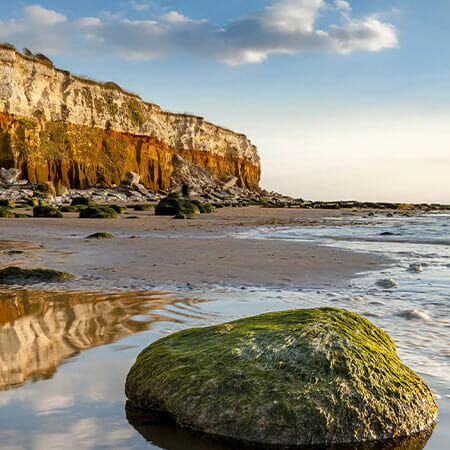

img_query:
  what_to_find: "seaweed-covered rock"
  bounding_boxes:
[26,198,39,207]
[109,204,126,214]
[126,308,437,447]
[0,199,14,208]
[155,194,200,216]
[155,194,182,216]
[0,266,74,283]
[33,206,63,218]
[0,206,15,218]
[132,204,154,211]
[198,203,214,214]
[79,205,119,218]
[85,232,115,239]
[60,205,83,213]
[180,201,200,216]
[71,196,91,206]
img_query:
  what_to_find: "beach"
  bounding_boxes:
[0,206,448,449]
[0,207,389,291]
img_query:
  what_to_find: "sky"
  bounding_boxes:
[1,0,449,202]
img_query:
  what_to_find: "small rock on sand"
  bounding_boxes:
[408,263,423,273]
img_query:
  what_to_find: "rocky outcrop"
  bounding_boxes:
[0,47,260,190]
[126,307,437,447]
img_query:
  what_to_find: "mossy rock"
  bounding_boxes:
[0,266,75,283]
[33,206,63,218]
[85,232,115,239]
[25,198,39,207]
[60,205,86,213]
[180,201,200,216]
[132,204,154,211]
[126,308,437,447]
[79,205,119,219]
[71,196,91,206]
[0,207,15,218]
[155,194,182,216]
[109,204,126,214]
[155,194,200,216]
[198,203,214,214]
[0,199,14,208]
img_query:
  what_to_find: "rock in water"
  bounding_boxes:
[376,278,398,289]
[408,263,423,273]
[125,308,437,447]
[0,266,74,283]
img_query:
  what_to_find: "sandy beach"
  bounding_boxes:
[0,206,389,291]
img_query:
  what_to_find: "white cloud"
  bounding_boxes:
[161,11,207,25]
[329,17,398,53]
[259,0,324,33]
[0,1,398,64]
[334,0,351,12]
[130,1,150,12]
[76,17,101,27]
[24,5,67,26]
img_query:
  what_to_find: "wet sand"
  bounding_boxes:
[0,207,390,290]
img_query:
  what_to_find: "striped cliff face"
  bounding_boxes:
[0,47,260,190]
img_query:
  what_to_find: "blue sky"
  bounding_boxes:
[1,1,449,202]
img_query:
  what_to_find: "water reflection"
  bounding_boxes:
[126,403,434,450]
[0,289,204,391]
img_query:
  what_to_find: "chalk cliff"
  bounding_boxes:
[0,47,260,190]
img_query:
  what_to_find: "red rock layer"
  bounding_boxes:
[0,112,260,190]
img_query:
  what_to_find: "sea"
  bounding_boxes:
[0,211,448,449]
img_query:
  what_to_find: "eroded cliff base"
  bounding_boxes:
[0,111,260,191]
[0,46,260,191]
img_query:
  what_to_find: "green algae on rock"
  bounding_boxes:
[155,194,201,216]
[33,205,63,218]
[85,232,115,239]
[131,204,154,211]
[79,205,119,218]
[0,206,15,218]
[125,307,437,447]
[0,266,75,283]
[0,199,14,208]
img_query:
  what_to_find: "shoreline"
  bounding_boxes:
[0,207,391,292]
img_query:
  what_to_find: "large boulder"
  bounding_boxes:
[79,205,119,218]
[170,154,219,191]
[155,193,200,216]
[122,171,140,186]
[126,308,437,447]
[33,206,63,218]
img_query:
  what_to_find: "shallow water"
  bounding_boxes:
[0,212,448,449]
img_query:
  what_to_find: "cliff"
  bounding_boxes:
[0,289,185,391]
[0,46,260,190]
